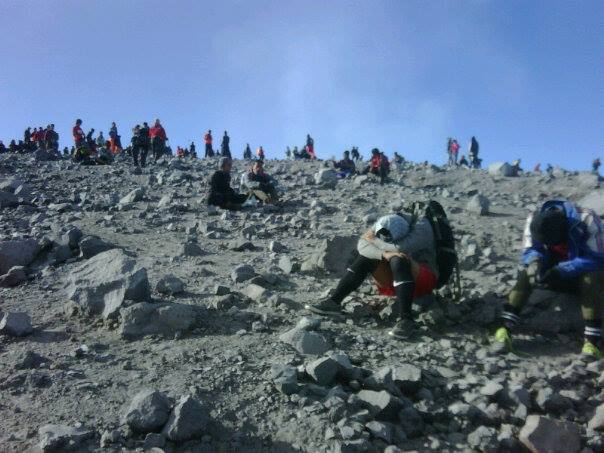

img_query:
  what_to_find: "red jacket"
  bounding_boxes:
[451,142,460,154]
[72,126,85,144]
[149,126,167,140]
[204,133,212,144]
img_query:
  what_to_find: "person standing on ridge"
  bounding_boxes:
[204,130,214,158]
[221,131,231,158]
[150,119,167,162]
[306,134,316,159]
[109,122,122,154]
[138,122,150,167]
[592,158,601,175]
[256,146,265,161]
[469,136,480,168]
[243,143,252,160]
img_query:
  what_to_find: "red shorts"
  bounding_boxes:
[376,264,438,299]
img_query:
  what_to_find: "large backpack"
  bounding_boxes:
[404,200,461,295]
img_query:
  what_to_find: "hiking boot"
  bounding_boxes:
[582,340,603,359]
[493,326,513,353]
[305,298,342,316]
[388,318,417,340]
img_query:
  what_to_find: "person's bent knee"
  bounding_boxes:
[389,255,412,276]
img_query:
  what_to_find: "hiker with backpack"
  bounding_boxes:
[494,200,604,358]
[150,119,167,162]
[306,201,458,339]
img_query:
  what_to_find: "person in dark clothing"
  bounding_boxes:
[207,158,249,210]
[334,151,356,178]
[138,122,150,166]
[131,125,141,166]
[221,131,231,158]
[459,155,469,167]
[469,136,480,168]
[351,147,361,162]
[62,147,69,156]
[243,143,252,160]
[190,142,197,158]
[86,129,97,155]
[24,127,31,146]
[0,141,6,154]
[245,160,279,203]
[592,158,601,174]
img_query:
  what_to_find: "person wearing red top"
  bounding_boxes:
[204,130,214,158]
[450,139,460,166]
[149,119,167,162]
[363,148,390,184]
[72,119,85,146]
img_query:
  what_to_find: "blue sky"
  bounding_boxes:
[1,0,603,169]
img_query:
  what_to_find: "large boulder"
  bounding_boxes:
[65,249,150,319]
[119,302,197,339]
[0,191,18,208]
[0,266,27,287]
[162,395,208,442]
[579,190,604,216]
[120,187,145,204]
[123,389,173,433]
[0,238,40,275]
[306,235,357,275]
[519,415,580,453]
[314,169,338,188]
[488,162,514,177]
[466,194,490,215]
[78,235,116,259]
[0,312,33,337]
[38,424,93,452]
[523,290,584,334]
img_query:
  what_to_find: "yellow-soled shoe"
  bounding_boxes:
[582,340,603,359]
[493,327,513,353]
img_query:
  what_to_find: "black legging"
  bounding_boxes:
[330,255,415,319]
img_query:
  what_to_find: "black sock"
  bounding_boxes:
[395,281,415,319]
[390,256,415,320]
[331,256,377,304]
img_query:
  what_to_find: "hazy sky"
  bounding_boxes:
[1,0,603,169]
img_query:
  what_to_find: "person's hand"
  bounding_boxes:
[363,230,375,241]
[382,250,407,261]
[526,260,542,286]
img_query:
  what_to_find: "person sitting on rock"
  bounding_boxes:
[334,150,357,178]
[494,200,604,358]
[458,155,469,167]
[207,157,249,210]
[306,213,438,339]
[363,148,390,184]
[245,160,279,204]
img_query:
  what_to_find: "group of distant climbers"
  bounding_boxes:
[446,136,481,168]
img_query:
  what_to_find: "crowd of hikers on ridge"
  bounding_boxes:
[2,119,604,357]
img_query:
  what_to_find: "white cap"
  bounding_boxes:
[373,215,409,242]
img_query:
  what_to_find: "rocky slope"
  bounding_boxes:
[1,153,604,452]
